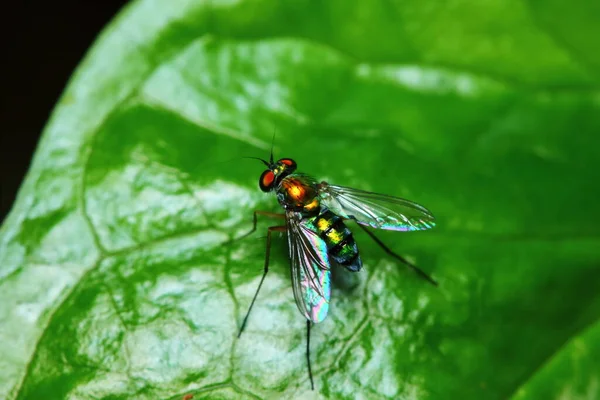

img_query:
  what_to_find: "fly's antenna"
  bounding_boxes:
[243,156,270,167]
[244,130,276,167]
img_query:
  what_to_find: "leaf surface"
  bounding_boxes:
[2,1,600,399]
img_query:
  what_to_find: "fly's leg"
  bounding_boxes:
[232,210,285,242]
[234,211,285,336]
[306,320,315,390]
[355,222,438,287]
[238,225,287,337]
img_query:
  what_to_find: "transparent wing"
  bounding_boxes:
[287,212,331,323]
[319,182,436,231]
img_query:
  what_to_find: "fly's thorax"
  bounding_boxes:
[276,174,320,214]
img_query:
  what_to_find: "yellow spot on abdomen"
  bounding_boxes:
[326,229,342,242]
[317,218,330,231]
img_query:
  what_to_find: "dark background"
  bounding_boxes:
[1,1,129,223]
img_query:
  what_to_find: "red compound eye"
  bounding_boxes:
[259,170,275,192]
[278,158,297,171]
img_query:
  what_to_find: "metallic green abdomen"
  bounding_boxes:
[312,209,362,272]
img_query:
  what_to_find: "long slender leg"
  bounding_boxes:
[238,225,287,337]
[355,223,438,287]
[231,210,285,243]
[306,320,315,390]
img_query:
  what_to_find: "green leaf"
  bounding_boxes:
[512,320,600,400]
[2,0,600,399]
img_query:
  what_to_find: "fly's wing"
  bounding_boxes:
[319,182,436,231]
[286,212,331,323]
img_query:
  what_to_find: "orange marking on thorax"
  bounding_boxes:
[283,178,309,202]
[303,198,319,212]
[280,177,319,211]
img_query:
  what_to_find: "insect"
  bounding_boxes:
[235,150,437,390]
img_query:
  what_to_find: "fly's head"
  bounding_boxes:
[248,152,320,213]
[254,156,297,193]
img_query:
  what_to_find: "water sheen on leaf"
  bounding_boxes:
[2,1,600,399]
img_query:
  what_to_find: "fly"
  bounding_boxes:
[235,149,437,390]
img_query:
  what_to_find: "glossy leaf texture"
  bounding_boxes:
[2,0,600,399]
